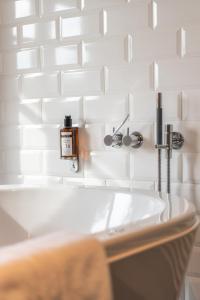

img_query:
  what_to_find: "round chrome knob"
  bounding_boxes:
[123,131,143,148]
[172,132,184,150]
[123,135,132,146]
[104,133,123,148]
[104,135,113,146]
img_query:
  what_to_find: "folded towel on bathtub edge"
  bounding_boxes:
[0,232,113,300]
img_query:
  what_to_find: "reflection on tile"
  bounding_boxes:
[4,48,39,72]
[1,0,37,23]
[17,48,39,70]
[22,21,56,44]
[42,0,78,14]
[61,14,100,38]
[15,0,37,19]
[43,45,78,68]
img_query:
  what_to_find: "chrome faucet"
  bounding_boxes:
[104,114,129,148]
[104,114,143,149]
[104,127,123,148]
[123,128,143,148]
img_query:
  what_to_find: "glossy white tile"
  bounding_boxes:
[1,0,37,24]
[62,69,102,96]
[182,90,200,121]
[22,125,59,149]
[3,99,42,125]
[157,0,200,28]
[0,26,17,48]
[43,45,79,68]
[84,95,128,123]
[131,152,181,182]
[108,64,151,93]
[0,75,20,100]
[22,20,56,44]
[106,1,149,35]
[5,150,43,174]
[129,91,181,122]
[158,59,200,90]
[84,124,105,151]
[0,126,22,149]
[42,97,82,123]
[4,48,39,73]
[61,13,100,39]
[183,154,200,183]
[85,151,130,179]
[84,0,125,9]
[22,73,59,98]
[42,0,78,15]
[83,37,127,66]
[185,26,200,58]
[133,29,178,61]
[180,122,200,153]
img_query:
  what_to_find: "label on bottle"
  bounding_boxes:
[61,132,72,156]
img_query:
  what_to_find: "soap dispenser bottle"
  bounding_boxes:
[60,116,79,162]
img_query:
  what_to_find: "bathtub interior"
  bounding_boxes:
[0,186,165,246]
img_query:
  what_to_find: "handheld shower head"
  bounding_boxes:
[156,92,163,145]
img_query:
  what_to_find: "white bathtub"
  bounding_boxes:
[0,185,198,300]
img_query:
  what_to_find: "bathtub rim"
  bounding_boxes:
[0,184,198,263]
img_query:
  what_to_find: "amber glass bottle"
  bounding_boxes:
[60,116,79,160]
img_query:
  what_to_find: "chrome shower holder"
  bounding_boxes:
[156,130,184,152]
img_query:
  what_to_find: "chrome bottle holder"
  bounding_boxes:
[70,158,79,172]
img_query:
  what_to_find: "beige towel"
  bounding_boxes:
[0,232,113,300]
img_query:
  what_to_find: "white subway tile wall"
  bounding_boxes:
[0,0,199,298]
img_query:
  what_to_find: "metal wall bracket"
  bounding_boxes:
[68,158,79,173]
